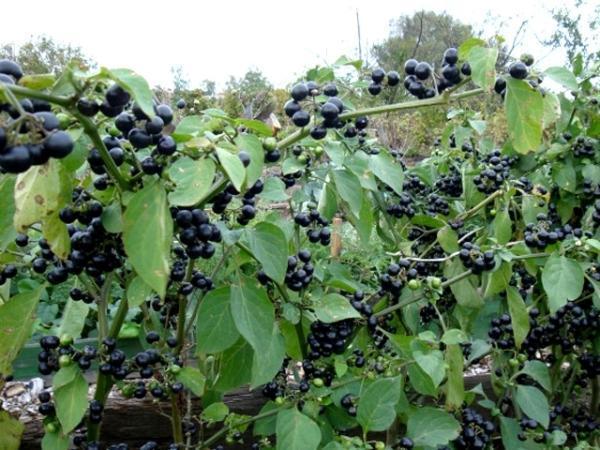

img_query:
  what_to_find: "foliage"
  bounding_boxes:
[0,34,598,450]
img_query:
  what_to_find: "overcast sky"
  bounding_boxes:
[1,0,596,89]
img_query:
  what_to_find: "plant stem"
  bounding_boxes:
[72,112,130,191]
[374,269,473,317]
[277,87,485,149]
[4,83,73,107]
[97,273,114,341]
[458,189,503,221]
[171,395,184,444]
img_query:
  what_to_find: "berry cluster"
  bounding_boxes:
[280,251,314,291]
[37,335,98,375]
[307,319,355,359]
[452,408,495,450]
[340,393,357,417]
[426,193,450,216]
[367,68,400,96]
[523,213,570,250]
[435,168,463,197]
[572,136,596,158]
[386,193,415,219]
[294,210,331,246]
[458,242,495,274]
[473,150,514,194]
[173,208,221,260]
[237,179,264,225]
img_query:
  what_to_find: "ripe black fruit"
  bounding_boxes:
[292,110,310,127]
[310,126,327,140]
[105,84,130,107]
[494,77,506,94]
[0,59,23,80]
[0,128,6,151]
[0,73,15,85]
[371,68,385,83]
[145,116,164,135]
[28,144,50,166]
[291,83,308,101]
[387,70,400,86]
[155,104,173,125]
[414,62,431,80]
[404,59,418,75]
[355,116,368,130]
[442,64,460,83]
[443,48,458,64]
[0,145,32,173]
[157,135,177,155]
[284,100,301,118]
[128,128,152,149]
[35,112,60,131]
[99,101,122,117]
[238,151,251,167]
[320,102,339,120]
[509,61,528,79]
[44,131,74,159]
[461,62,472,76]
[77,98,99,117]
[323,83,338,97]
[368,82,382,95]
[115,113,135,134]
[176,99,186,109]
[109,147,125,166]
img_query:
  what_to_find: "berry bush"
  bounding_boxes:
[0,38,598,450]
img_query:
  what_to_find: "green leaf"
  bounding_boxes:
[0,410,24,450]
[123,180,173,298]
[500,416,544,450]
[458,38,487,59]
[484,262,512,297]
[445,259,482,308]
[369,152,404,196]
[230,276,284,387]
[505,78,544,153]
[406,407,461,447]
[54,368,88,433]
[437,227,459,253]
[442,329,467,345]
[276,408,321,450]
[235,134,264,187]
[407,363,436,396]
[411,341,445,388]
[236,119,272,136]
[515,385,549,428]
[541,255,584,312]
[445,344,465,408]
[41,429,70,450]
[201,402,229,422]
[126,276,153,308]
[19,73,56,90]
[254,401,279,436]
[331,169,362,212]
[318,182,338,220]
[173,115,203,139]
[0,176,16,251]
[53,365,79,390]
[467,46,498,90]
[281,157,305,175]
[57,299,89,340]
[493,208,512,244]
[357,377,401,432]
[109,68,154,118]
[101,202,123,234]
[542,92,561,129]
[13,159,71,233]
[313,293,362,323]
[261,177,288,202]
[507,286,530,348]
[544,67,578,91]
[176,367,206,396]
[245,222,288,284]
[196,287,239,354]
[0,286,43,375]
[216,147,246,192]
[214,339,253,391]
[42,213,70,259]
[519,360,551,392]
[553,163,576,192]
[167,157,216,206]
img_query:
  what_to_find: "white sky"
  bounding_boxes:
[1,0,596,90]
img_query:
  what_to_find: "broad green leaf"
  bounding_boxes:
[126,276,153,308]
[445,259,482,308]
[13,159,71,232]
[167,157,216,206]
[53,365,79,390]
[57,299,89,340]
[281,157,305,175]
[109,68,154,118]
[276,408,321,450]
[236,118,272,136]
[357,377,401,432]
[500,416,544,450]
[318,182,337,220]
[196,287,239,354]
[542,92,561,129]
[544,67,578,91]
[507,286,530,348]
[445,344,464,408]
[0,286,43,375]
[406,407,461,447]
[230,277,284,386]
[458,38,487,58]
[442,329,467,345]
[101,202,123,234]
[582,164,600,184]
[552,162,576,192]
[469,119,487,135]
[484,262,512,297]
[235,134,264,186]
[519,360,551,392]
[176,367,206,396]
[437,227,458,253]
[515,385,549,428]
[0,410,24,450]
[492,208,512,244]
[411,341,445,388]
[254,401,279,436]
[467,46,498,90]
[261,177,288,202]
[369,152,404,196]
[541,255,584,312]
[331,169,362,213]
[245,222,288,284]
[313,293,362,323]
[173,115,203,139]
[123,180,172,298]
[19,73,55,90]
[0,176,16,251]
[54,369,88,433]
[201,402,229,422]
[505,78,544,153]
[251,322,285,388]
[216,147,246,192]
[214,339,253,391]
[42,213,70,259]
[41,429,70,450]
[407,363,436,396]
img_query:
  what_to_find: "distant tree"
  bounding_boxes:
[220,69,274,119]
[167,66,216,114]
[371,11,475,71]
[0,36,93,74]
[543,0,600,67]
